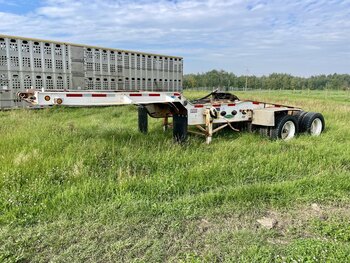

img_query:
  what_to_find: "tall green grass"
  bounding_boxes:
[0,90,349,262]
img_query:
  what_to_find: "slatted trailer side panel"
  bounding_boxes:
[0,34,183,109]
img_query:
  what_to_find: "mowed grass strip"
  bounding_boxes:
[0,90,349,262]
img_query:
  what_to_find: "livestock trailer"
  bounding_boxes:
[0,34,183,109]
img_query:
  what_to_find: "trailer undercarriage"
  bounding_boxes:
[18,89,325,144]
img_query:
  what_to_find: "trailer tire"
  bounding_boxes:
[247,122,257,133]
[259,127,270,137]
[300,112,325,136]
[295,111,307,132]
[270,115,298,141]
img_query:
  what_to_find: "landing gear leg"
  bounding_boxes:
[163,116,169,131]
[205,109,213,144]
[173,114,188,143]
[138,105,148,134]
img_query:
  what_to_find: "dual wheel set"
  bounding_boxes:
[138,106,325,143]
[256,111,325,141]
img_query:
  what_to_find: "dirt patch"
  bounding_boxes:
[191,203,350,246]
[13,149,40,165]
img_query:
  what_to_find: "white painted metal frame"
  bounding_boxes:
[22,90,184,107]
[20,90,299,125]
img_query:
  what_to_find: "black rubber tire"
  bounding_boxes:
[300,112,325,135]
[247,123,257,133]
[270,115,298,140]
[295,111,308,132]
[259,126,270,137]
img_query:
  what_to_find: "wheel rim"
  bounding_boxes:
[310,118,322,136]
[281,120,295,140]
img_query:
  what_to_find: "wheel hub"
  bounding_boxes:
[310,118,322,136]
[281,120,295,140]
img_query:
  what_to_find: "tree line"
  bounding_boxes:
[183,70,350,90]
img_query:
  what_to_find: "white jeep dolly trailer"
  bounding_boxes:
[18,89,325,144]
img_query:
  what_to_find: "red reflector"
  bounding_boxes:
[252,101,260,105]
[174,93,181,96]
[228,103,236,106]
[149,93,160,96]
[92,94,107,97]
[129,93,142,97]
[212,104,221,107]
[194,104,204,108]
[66,94,83,97]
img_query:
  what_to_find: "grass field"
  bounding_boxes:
[0,90,350,262]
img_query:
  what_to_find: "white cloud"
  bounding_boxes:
[0,0,349,75]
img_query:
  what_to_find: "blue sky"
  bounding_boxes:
[0,0,349,76]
